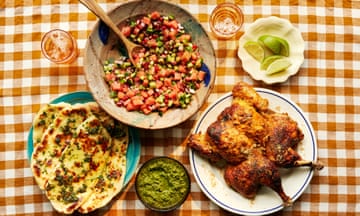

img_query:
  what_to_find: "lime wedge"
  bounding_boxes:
[258,35,290,56]
[243,41,265,62]
[258,35,281,54]
[266,58,292,75]
[276,37,290,57]
[260,55,284,70]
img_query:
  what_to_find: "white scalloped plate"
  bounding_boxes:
[238,16,305,84]
[189,88,317,215]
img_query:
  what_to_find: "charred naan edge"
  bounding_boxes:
[45,115,112,214]
[86,102,115,131]
[31,104,94,190]
[78,103,129,213]
[32,102,70,147]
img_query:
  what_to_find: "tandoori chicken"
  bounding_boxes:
[188,81,323,206]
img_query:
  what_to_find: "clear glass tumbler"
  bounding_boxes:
[209,3,244,39]
[41,29,78,64]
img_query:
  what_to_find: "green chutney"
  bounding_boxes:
[135,157,190,211]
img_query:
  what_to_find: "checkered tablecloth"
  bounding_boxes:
[1,0,359,215]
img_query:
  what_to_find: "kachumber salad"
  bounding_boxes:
[103,11,206,115]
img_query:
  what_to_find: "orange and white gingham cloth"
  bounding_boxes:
[0,0,359,215]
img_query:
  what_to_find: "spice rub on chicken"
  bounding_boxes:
[188,81,323,206]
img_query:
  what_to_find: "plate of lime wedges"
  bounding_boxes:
[238,16,305,84]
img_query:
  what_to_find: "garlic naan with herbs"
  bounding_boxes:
[78,103,128,214]
[31,103,94,190]
[30,102,128,214]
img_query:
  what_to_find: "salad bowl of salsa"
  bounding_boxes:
[83,0,216,129]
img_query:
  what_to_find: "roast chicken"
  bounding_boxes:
[188,81,323,206]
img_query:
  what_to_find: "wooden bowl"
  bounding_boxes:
[83,0,216,129]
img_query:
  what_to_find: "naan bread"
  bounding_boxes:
[31,102,129,214]
[31,103,94,190]
[45,115,112,214]
[78,113,128,213]
[32,102,70,147]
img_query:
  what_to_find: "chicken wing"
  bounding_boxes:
[231,81,268,112]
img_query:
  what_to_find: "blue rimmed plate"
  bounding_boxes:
[189,88,317,215]
[27,91,141,187]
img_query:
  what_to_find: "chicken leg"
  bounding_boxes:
[224,149,292,206]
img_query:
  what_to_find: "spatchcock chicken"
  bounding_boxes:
[188,81,323,206]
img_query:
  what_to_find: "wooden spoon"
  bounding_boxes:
[79,0,143,65]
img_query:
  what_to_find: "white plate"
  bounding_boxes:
[238,16,305,84]
[189,88,317,215]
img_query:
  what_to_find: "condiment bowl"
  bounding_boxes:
[83,0,216,129]
[238,16,305,84]
[135,156,191,212]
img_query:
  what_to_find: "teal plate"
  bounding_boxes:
[27,91,141,187]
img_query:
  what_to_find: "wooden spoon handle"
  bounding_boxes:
[78,0,126,42]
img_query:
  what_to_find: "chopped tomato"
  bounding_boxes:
[105,73,116,81]
[168,90,178,100]
[133,27,141,35]
[163,29,170,39]
[159,106,168,113]
[147,89,154,96]
[145,96,156,106]
[147,39,158,48]
[178,34,191,42]
[164,78,172,87]
[141,106,152,115]
[136,71,146,79]
[164,20,178,29]
[132,96,144,106]
[150,11,161,20]
[198,71,207,81]
[168,29,177,40]
[174,72,182,80]
[177,65,187,73]
[191,52,199,60]
[117,91,127,100]
[111,82,121,91]
[141,91,149,98]
[126,90,136,98]
[121,26,131,37]
[180,51,192,63]
[155,80,163,89]
[126,102,138,111]
[188,69,199,80]
[104,11,204,115]
[158,68,168,77]
[142,16,151,25]
[149,54,157,62]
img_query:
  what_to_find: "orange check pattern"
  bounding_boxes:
[1,0,359,215]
